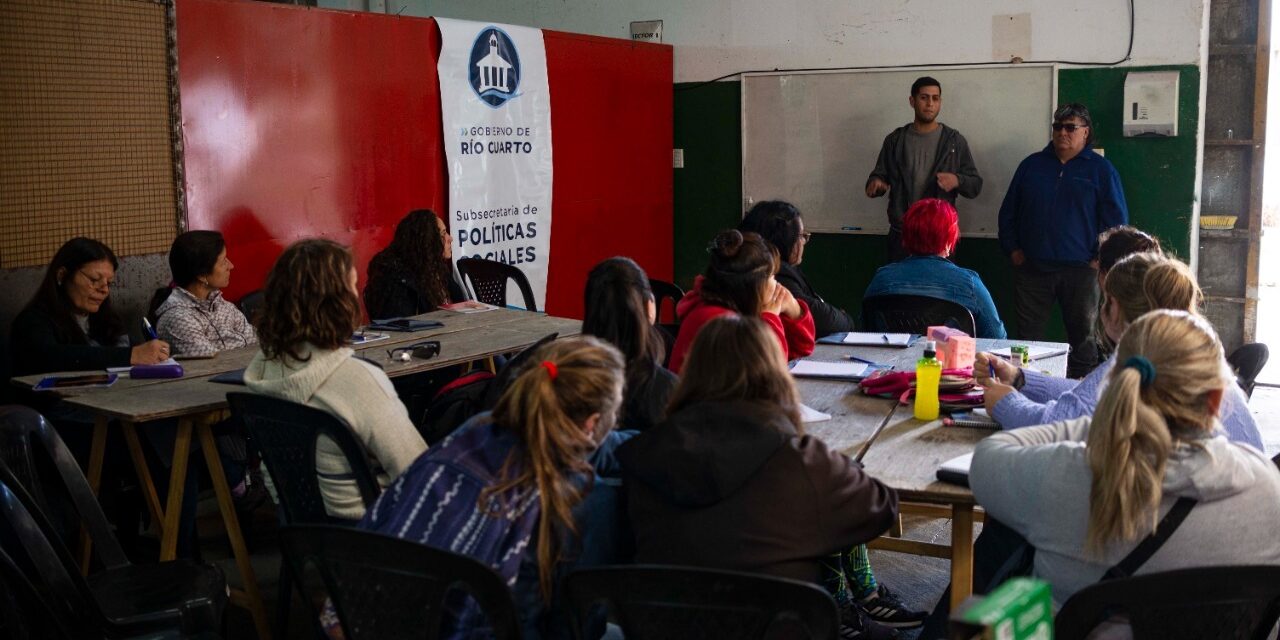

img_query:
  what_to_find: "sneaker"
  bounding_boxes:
[838,601,898,640]
[858,584,927,629]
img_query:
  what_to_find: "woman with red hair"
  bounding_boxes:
[863,199,1007,338]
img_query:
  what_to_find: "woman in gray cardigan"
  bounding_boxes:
[970,310,1280,609]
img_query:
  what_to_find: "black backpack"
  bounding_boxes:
[418,333,558,445]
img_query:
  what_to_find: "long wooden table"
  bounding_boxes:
[794,338,1068,609]
[11,308,581,640]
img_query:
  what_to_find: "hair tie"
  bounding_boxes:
[1122,355,1157,389]
[540,360,558,381]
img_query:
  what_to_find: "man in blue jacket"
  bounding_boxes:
[998,103,1128,378]
[866,76,983,263]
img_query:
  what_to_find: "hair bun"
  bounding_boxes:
[712,229,744,257]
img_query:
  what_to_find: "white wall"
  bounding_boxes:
[322,0,1208,82]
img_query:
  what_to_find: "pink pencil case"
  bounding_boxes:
[130,363,184,379]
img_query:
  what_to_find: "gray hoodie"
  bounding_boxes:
[970,417,1280,607]
[243,344,426,519]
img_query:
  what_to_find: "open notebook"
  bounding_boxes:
[789,360,869,380]
[817,332,914,347]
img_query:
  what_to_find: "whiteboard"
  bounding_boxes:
[742,65,1056,237]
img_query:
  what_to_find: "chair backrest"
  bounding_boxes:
[0,467,101,635]
[457,258,538,312]
[237,289,265,325]
[1055,565,1280,640]
[226,393,381,525]
[1226,343,1269,398]
[648,278,685,326]
[280,524,521,640]
[147,286,173,325]
[0,405,129,569]
[861,294,977,337]
[0,544,76,640]
[564,565,839,640]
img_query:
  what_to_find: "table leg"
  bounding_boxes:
[121,421,164,534]
[198,420,271,640]
[78,415,110,574]
[949,503,975,610]
[158,418,193,561]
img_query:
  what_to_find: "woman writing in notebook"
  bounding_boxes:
[667,229,815,373]
[969,310,1280,609]
[154,230,257,357]
[11,237,169,375]
[977,252,1263,448]
[363,209,467,319]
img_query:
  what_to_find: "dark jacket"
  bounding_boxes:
[618,401,898,584]
[776,263,854,338]
[620,360,678,432]
[998,143,1128,267]
[867,123,983,228]
[363,257,466,320]
[10,306,131,376]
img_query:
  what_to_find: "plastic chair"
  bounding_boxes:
[648,278,685,326]
[0,406,227,635]
[280,524,522,640]
[861,294,977,337]
[237,289,265,325]
[457,258,538,312]
[1055,565,1280,640]
[1226,343,1269,398]
[564,565,839,640]
[226,392,382,639]
[0,465,226,638]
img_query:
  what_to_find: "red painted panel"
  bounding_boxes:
[543,32,673,318]
[176,0,447,302]
[176,0,672,320]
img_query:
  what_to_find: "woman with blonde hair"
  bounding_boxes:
[978,252,1263,448]
[970,309,1280,607]
[620,315,901,638]
[354,336,628,638]
[244,239,426,520]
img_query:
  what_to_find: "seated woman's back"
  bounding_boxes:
[970,310,1280,606]
[862,199,1006,338]
[620,315,897,584]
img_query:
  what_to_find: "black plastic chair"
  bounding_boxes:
[226,392,383,639]
[861,294,977,337]
[1227,343,1269,398]
[1056,565,1280,640]
[237,289,265,325]
[280,524,522,640]
[0,406,227,635]
[0,466,226,638]
[457,258,538,312]
[1272,451,1279,472]
[648,278,685,327]
[564,565,839,640]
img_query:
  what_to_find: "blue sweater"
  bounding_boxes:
[863,255,1007,339]
[992,356,1264,449]
[998,144,1128,266]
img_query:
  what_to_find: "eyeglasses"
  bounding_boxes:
[77,270,114,291]
[1052,122,1086,133]
[800,232,812,243]
[388,341,441,362]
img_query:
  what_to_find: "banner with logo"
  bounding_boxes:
[437,18,553,311]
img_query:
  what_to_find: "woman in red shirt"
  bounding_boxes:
[668,229,816,372]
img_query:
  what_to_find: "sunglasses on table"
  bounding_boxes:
[1051,122,1087,132]
[388,341,441,362]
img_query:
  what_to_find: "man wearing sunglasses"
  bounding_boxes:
[998,103,1129,378]
[866,76,984,263]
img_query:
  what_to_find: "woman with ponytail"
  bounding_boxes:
[667,229,816,373]
[582,257,677,431]
[970,310,1280,607]
[355,336,628,639]
[976,252,1262,448]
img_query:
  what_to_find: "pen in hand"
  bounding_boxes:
[142,317,158,340]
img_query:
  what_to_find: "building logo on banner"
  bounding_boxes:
[469,28,521,107]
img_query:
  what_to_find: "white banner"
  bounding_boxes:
[438,18,553,310]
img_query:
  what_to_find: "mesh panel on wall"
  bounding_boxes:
[0,0,179,269]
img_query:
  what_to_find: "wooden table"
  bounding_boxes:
[795,338,1068,609]
[10,308,581,640]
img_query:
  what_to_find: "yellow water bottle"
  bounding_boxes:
[914,340,942,421]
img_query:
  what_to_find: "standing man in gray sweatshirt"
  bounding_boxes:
[866,76,983,262]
